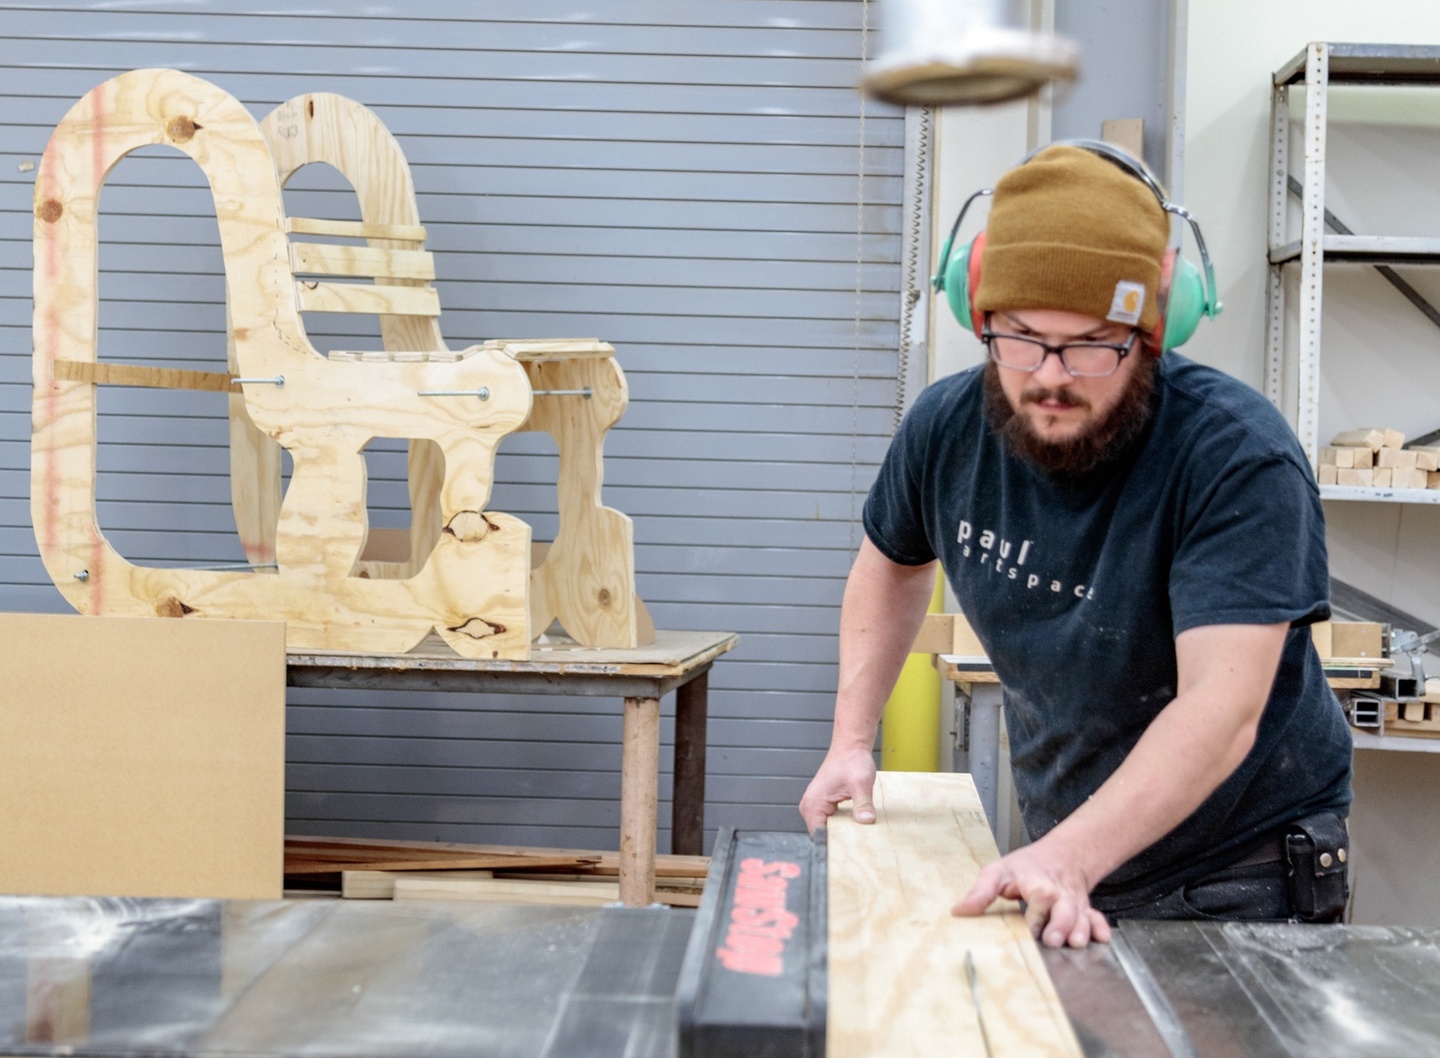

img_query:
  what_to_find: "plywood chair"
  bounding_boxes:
[31,68,534,658]
[251,92,649,648]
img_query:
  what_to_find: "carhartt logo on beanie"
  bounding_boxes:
[973,145,1170,332]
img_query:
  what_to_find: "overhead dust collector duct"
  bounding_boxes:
[860,0,1078,106]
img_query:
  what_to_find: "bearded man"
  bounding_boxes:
[798,145,1353,947]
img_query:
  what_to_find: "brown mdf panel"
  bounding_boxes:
[828,772,1082,1058]
[0,613,286,900]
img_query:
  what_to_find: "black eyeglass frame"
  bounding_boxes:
[980,320,1140,379]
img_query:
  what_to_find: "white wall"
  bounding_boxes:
[1185,1,1440,925]
[1184,3,1440,626]
[929,102,1031,382]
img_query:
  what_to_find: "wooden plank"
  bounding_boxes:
[395,876,621,907]
[291,242,435,280]
[51,358,235,393]
[289,628,739,677]
[828,772,1082,1058]
[285,853,599,874]
[296,280,442,316]
[343,869,494,899]
[286,215,426,242]
[0,613,285,900]
[286,835,712,878]
[499,338,615,361]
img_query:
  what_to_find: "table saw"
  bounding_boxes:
[6,838,1440,1058]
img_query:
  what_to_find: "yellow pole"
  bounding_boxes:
[880,568,945,771]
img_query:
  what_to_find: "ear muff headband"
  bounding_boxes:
[930,139,1222,353]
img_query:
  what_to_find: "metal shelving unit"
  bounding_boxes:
[1266,43,1440,501]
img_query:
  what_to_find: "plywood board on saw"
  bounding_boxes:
[827,772,1082,1057]
[0,612,286,900]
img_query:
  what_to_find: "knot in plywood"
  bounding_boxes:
[444,510,494,543]
[166,115,199,142]
[449,617,506,639]
[154,596,196,618]
[36,199,63,223]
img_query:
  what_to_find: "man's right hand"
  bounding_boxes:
[799,743,877,835]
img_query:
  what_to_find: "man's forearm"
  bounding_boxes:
[830,539,938,749]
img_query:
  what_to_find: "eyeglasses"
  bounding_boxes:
[981,326,1139,379]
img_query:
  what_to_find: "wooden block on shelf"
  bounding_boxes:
[1337,468,1374,487]
[1100,118,1145,160]
[1317,464,1338,486]
[911,612,986,657]
[1320,446,1365,468]
[0,613,286,900]
[1383,428,1406,449]
[1429,471,1440,490]
[1393,467,1429,490]
[1372,468,1393,488]
[1410,448,1440,472]
[1328,621,1386,661]
[1331,429,1387,451]
[1378,448,1420,470]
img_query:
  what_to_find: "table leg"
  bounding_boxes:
[966,683,1003,841]
[620,695,660,906]
[672,669,708,856]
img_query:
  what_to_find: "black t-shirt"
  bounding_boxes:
[863,352,1353,905]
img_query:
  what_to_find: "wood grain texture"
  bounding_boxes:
[524,352,640,647]
[295,279,441,316]
[288,628,738,678]
[290,241,435,281]
[50,358,235,392]
[620,695,661,906]
[31,70,534,658]
[828,772,1082,1058]
[288,834,711,878]
[395,875,621,906]
[257,94,644,645]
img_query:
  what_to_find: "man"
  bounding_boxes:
[798,145,1352,948]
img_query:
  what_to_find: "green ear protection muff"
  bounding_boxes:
[931,139,1222,353]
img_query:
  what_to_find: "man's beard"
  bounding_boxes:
[983,355,1157,476]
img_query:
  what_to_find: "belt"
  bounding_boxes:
[1226,830,1290,869]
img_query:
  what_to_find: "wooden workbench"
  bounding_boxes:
[287,629,738,906]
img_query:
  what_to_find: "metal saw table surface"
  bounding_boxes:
[5,896,1440,1058]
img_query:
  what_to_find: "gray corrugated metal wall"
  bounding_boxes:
[0,1,902,850]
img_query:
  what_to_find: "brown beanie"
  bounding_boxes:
[973,145,1170,332]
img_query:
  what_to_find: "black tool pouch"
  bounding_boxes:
[1285,812,1349,923]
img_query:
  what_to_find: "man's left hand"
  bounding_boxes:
[952,840,1112,948]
